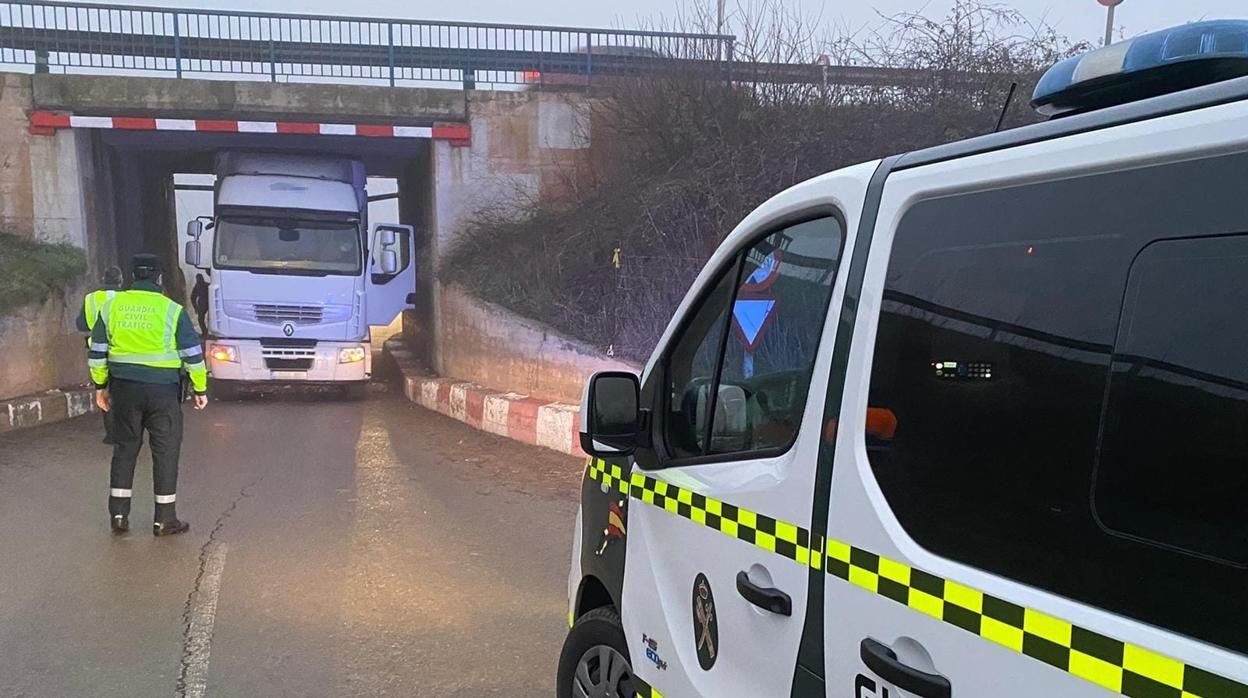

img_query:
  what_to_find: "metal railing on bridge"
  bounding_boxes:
[0,1,925,89]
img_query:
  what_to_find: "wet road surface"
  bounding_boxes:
[0,383,583,697]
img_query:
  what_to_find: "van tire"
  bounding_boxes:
[557,607,635,698]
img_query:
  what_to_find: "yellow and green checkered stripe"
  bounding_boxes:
[586,459,1248,698]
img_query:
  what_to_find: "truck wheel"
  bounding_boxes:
[211,382,241,402]
[557,607,635,698]
[342,383,368,401]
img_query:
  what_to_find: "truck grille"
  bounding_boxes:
[264,358,314,371]
[252,304,323,325]
[261,345,316,371]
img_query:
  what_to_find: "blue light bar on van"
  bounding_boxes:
[1033,20,1248,117]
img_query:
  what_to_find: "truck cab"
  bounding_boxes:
[185,152,414,399]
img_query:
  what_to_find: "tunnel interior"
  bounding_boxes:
[86,129,434,312]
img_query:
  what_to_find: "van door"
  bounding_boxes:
[366,223,415,326]
[820,116,1248,698]
[613,170,871,697]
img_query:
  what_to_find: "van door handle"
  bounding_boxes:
[860,638,951,698]
[735,571,791,616]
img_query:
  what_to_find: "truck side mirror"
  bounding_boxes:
[377,228,398,249]
[580,371,643,457]
[379,249,399,275]
[186,219,203,240]
[185,240,202,267]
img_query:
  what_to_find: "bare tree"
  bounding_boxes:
[440,0,1089,361]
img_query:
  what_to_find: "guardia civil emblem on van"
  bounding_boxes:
[692,573,718,671]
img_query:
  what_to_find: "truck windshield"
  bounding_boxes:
[214,217,361,275]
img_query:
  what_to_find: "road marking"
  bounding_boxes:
[179,541,228,698]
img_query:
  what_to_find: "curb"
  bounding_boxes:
[0,387,97,435]
[384,337,585,458]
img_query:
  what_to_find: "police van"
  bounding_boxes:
[558,20,1248,698]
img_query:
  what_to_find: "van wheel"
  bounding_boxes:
[210,382,241,402]
[557,607,635,698]
[342,383,368,401]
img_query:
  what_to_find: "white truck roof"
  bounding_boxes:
[215,152,362,185]
[217,174,359,215]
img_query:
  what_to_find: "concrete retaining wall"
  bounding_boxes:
[433,285,639,404]
[0,289,91,401]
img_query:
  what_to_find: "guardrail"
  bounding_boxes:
[0,1,929,89]
[0,1,735,87]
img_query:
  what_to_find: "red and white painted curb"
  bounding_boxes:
[29,110,470,144]
[385,339,584,458]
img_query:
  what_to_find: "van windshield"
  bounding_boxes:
[214,217,361,275]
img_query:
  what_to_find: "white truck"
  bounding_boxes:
[184,151,415,400]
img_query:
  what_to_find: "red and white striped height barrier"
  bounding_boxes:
[28,110,470,144]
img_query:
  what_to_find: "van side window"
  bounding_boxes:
[663,217,842,461]
[863,151,1248,656]
[665,266,738,459]
[1095,235,1248,565]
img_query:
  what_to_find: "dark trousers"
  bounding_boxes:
[101,402,116,444]
[107,379,183,522]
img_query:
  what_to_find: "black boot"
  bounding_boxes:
[111,514,129,534]
[153,519,189,537]
[153,501,189,536]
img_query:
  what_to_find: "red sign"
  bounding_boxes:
[1097,0,1124,7]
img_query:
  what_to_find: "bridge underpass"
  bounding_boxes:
[0,70,595,399]
[81,128,433,306]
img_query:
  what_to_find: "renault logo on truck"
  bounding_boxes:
[282,322,295,337]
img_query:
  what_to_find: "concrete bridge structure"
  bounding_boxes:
[0,71,597,400]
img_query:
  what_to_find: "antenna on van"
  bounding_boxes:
[993,81,1019,133]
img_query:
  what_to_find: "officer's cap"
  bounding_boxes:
[131,253,162,274]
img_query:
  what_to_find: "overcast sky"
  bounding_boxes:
[89,0,1248,45]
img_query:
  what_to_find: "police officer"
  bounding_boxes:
[88,254,209,536]
[76,265,124,445]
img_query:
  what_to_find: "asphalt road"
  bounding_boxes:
[0,381,584,697]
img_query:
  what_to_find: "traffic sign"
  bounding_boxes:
[732,298,777,351]
[1097,0,1124,6]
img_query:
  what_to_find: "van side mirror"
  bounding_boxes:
[379,249,399,275]
[580,371,643,457]
[184,240,202,267]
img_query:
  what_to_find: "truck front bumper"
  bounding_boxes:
[206,339,371,383]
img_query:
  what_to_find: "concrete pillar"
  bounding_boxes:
[398,145,437,364]
[28,128,93,249]
[113,152,145,270]
[0,74,35,237]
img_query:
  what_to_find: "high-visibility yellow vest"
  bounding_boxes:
[102,290,184,368]
[83,289,115,331]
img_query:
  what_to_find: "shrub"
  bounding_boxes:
[0,233,87,314]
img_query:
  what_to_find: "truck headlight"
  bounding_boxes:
[338,346,366,364]
[209,344,238,363]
